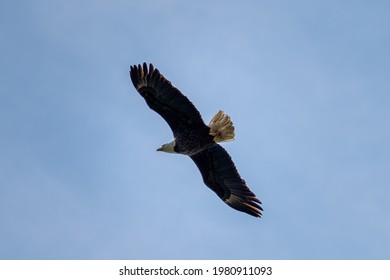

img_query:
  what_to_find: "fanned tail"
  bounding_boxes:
[208,110,235,143]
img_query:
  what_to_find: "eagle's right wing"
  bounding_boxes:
[130,63,206,134]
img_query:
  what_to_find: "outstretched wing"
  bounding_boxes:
[190,144,262,217]
[130,63,206,134]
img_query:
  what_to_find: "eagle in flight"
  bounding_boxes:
[130,63,262,217]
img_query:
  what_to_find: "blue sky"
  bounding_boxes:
[1,0,389,259]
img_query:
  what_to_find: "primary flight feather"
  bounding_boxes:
[130,63,262,217]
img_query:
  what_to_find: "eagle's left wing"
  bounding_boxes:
[190,144,262,217]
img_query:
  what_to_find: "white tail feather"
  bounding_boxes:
[208,110,235,142]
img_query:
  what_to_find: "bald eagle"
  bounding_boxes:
[130,63,262,217]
